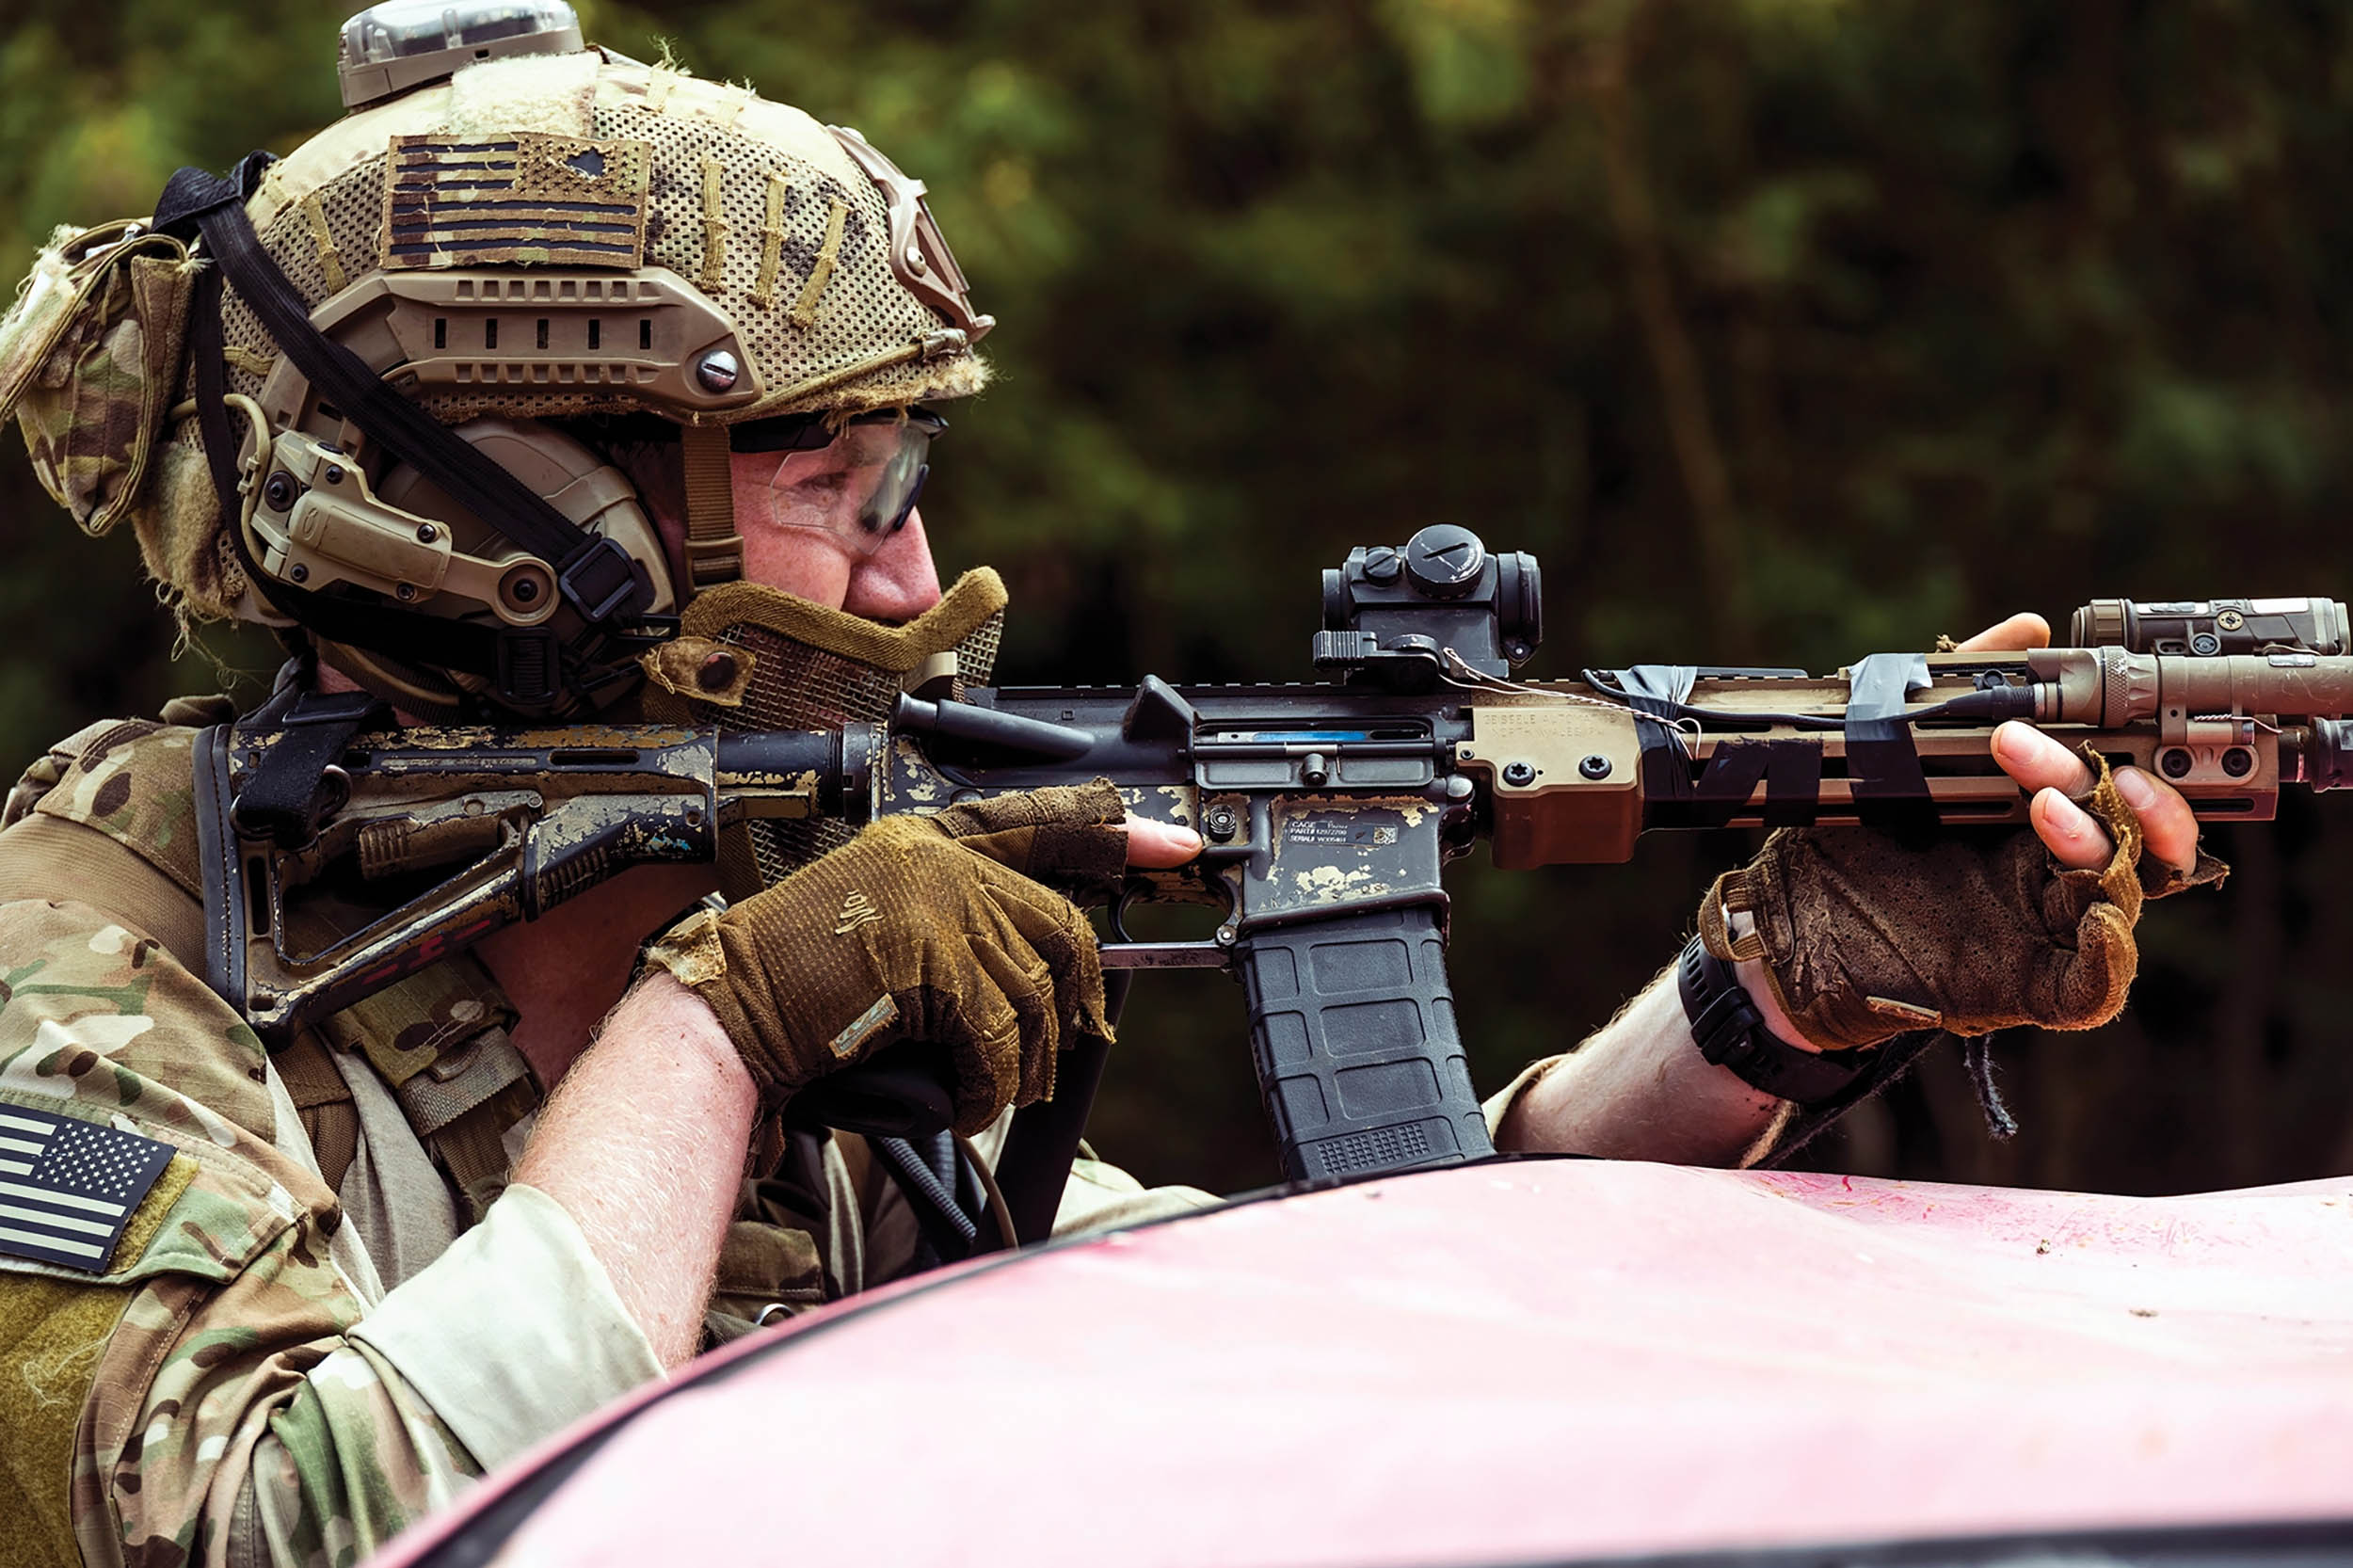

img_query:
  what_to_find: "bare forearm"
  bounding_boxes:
[513,973,758,1367]
[1496,963,1791,1165]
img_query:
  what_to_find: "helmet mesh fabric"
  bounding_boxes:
[216,160,392,407]
[596,102,912,416]
[200,89,956,424]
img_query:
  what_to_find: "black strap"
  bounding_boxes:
[187,261,524,692]
[1762,1030,1945,1166]
[230,690,386,848]
[993,969,1128,1246]
[157,161,651,631]
[190,720,248,1014]
[1677,934,1871,1107]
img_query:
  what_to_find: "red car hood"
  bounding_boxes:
[374,1160,2353,1568]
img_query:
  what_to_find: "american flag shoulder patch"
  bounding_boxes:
[0,1106,178,1273]
[382,132,652,271]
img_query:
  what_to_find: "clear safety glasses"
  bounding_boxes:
[732,407,945,558]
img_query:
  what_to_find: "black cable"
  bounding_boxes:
[1582,672,2038,732]
[869,1134,980,1268]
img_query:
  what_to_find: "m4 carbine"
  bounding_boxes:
[193,525,2353,1192]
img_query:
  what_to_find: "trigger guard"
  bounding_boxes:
[1111,871,1236,943]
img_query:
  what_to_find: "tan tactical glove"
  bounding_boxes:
[1700,753,2227,1052]
[642,783,1126,1132]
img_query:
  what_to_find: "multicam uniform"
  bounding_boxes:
[0,38,1188,1563]
[0,712,1214,1568]
[0,30,1574,1568]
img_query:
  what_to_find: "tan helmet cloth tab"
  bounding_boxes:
[790,197,851,329]
[679,421,743,592]
[751,169,791,310]
[698,157,729,291]
[299,191,350,294]
[224,345,276,378]
[381,133,651,270]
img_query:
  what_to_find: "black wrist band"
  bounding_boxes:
[1676,934,1870,1108]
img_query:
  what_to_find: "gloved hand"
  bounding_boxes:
[641,782,1128,1132]
[1700,750,2228,1052]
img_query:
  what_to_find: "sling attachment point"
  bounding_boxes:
[227,688,386,850]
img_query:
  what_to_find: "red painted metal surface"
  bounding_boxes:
[376,1160,2353,1568]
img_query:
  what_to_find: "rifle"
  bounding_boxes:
[192,525,2353,1195]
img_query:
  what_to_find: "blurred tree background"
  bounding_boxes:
[4,0,2349,1198]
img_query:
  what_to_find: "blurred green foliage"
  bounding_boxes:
[5,0,2351,1196]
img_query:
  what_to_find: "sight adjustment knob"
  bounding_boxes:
[1404,523,1486,600]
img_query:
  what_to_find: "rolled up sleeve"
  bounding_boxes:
[347,1182,663,1471]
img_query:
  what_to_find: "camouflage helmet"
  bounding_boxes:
[0,0,991,716]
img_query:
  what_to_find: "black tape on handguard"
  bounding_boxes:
[1684,740,1819,829]
[1762,740,1824,827]
[1844,651,1935,832]
[1602,665,1699,806]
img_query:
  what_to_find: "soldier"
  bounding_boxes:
[0,10,2212,1566]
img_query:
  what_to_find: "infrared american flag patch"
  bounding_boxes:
[381,132,651,270]
[0,1106,176,1272]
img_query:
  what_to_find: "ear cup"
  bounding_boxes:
[312,417,673,716]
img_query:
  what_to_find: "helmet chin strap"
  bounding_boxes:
[678,423,744,598]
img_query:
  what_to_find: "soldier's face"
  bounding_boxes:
[646,445,945,624]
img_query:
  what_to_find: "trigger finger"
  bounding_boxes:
[1126,814,1203,868]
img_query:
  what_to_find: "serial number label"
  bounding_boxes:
[1286,819,1399,848]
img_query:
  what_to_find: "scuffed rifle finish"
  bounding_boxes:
[195,528,2353,1181]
